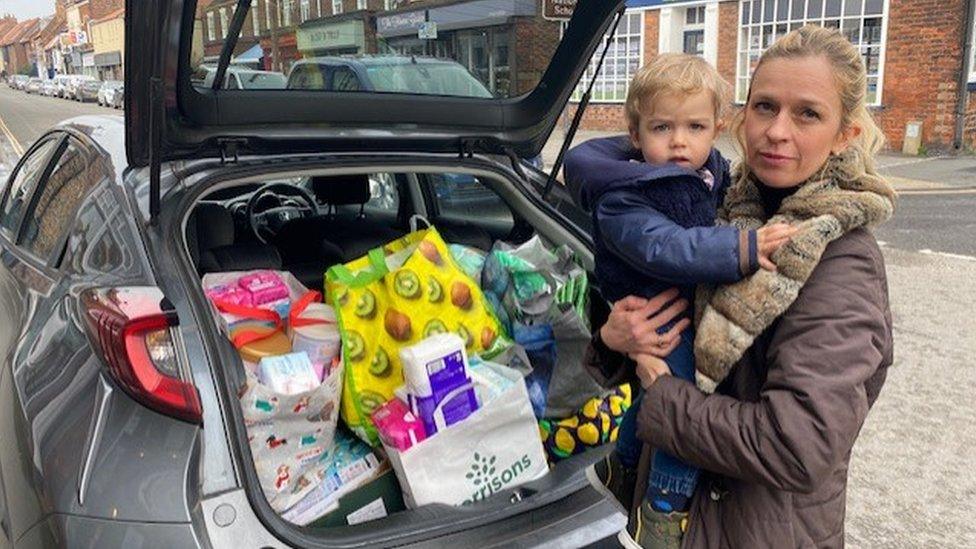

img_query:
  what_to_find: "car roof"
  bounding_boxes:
[293,55,465,68]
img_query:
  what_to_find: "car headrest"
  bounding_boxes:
[193,203,235,251]
[311,174,371,206]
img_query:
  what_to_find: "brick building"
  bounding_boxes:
[571,0,976,153]
[0,19,40,76]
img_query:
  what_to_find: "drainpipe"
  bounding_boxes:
[954,0,976,151]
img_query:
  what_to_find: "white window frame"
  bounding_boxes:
[207,11,216,41]
[385,0,394,10]
[682,6,706,56]
[333,0,344,15]
[573,9,644,103]
[735,0,889,106]
[252,0,262,35]
[219,7,229,38]
[357,0,367,10]
[283,0,293,26]
[301,0,311,21]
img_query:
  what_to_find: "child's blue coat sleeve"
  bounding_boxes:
[596,190,754,285]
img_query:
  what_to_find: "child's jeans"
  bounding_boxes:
[614,332,700,504]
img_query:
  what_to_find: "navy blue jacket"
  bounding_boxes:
[565,136,756,305]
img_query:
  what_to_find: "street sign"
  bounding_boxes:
[542,0,576,21]
[418,21,438,40]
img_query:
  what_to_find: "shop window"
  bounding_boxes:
[207,11,216,41]
[736,0,886,105]
[301,0,310,22]
[333,0,343,15]
[573,10,643,103]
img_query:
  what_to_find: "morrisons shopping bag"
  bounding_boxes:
[325,227,510,446]
[382,360,548,508]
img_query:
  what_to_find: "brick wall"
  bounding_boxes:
[513,16,561,95]
[875,0,967,152]
[643,9,658,64]
[716,1,737,91]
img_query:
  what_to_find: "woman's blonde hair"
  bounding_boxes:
[732,25,885,182]
[626,53,732,128]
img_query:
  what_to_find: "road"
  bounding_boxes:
[2,84,975,548]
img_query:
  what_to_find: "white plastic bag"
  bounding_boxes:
[383,361,548,508]
[240,361,344,513]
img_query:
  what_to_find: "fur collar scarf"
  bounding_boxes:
[693,149,896,393]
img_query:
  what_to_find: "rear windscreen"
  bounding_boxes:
[188,0,575,99]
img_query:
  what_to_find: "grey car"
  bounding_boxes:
[0,0,625,546]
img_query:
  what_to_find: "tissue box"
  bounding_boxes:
[257,352,321,395]
[372,399,426,452]
[240,271,289,305]
[399,334,479,436]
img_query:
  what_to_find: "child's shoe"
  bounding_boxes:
[617,500,688,549]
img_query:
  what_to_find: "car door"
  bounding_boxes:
[0,134,109,542]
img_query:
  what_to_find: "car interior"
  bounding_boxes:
[187,171,538,290]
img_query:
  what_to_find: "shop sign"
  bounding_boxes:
[378,10,426,36]
[297,20,365,52]
[69,30,88,45]
[542,0,576,20]
[418,22,438,40]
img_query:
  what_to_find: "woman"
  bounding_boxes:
[585,26,896,548]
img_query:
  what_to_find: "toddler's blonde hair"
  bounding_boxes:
[625,53,732,129]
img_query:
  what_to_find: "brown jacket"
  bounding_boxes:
[586,228,894,548]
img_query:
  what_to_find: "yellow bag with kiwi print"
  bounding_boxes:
[325,227,511,446]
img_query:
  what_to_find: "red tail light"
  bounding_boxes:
[82,287,203,424]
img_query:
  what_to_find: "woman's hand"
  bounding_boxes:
[599,288,690,357]
[632,353,672,389]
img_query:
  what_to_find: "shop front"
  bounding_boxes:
[95,50,122,80]
[297,13,375,58]
[376,0,550,97]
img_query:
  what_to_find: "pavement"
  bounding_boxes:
[541,128,976,194]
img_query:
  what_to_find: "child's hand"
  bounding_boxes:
[756,223,798,272]
[631,353,671,389]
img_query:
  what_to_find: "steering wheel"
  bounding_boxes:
[246,183,319,244]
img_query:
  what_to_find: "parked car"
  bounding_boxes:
[190,65,287,90]
[0,1,625,547]
[65,74,96,100]
[98,80,124,107]
[24,77,43,94]
[7,74,29,89]
[53,74,76,98]
[286,55,494,98]
[76,78,104,102]
[41,79,60,96]
[111,85,124,109]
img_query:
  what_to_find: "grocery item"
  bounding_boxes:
[538,384,632,463]
[257,352,322,396]
[289,302,341,368]
[240,271,290,304]
[238,330,293,373]
[325,227,509,446]
[371,398,426,452]
[281,429,382,526]
[203,270,312,348]
[382,361,548,508]
[399,334,478,436]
